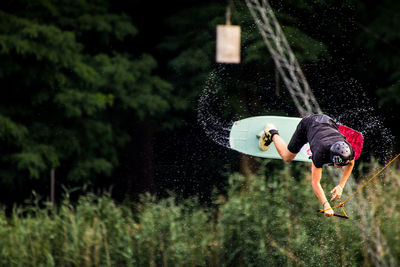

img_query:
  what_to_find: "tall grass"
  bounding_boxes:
[0,162,399,266]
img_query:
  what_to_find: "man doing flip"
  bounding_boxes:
[259,114,355,217]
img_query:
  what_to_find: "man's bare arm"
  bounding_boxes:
[311,163,334,217]
[339,159,354,188]
[331,159,355,200]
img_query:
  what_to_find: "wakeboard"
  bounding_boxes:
[229,116,363,162]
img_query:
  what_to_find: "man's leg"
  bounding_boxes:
[272,134,297,162]
[274,116,310,162]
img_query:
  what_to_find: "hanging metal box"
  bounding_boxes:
[216,25,241,63]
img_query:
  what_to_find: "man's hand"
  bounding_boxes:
[330,185,343,201]
[323,202,334,217]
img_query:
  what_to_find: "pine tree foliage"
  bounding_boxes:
[0,0,172,191]
[0,0,398,202]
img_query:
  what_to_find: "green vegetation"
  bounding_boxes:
[0,0,172,199]
[0,0,399,265]
[0,0,399,202]
[0,163,398,266]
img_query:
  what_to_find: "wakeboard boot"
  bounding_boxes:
[258,124,278,151]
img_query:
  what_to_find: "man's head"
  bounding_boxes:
[330,141,354,167]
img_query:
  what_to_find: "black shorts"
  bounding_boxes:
[287,115,312,154]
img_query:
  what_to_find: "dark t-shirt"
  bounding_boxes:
[288,114,348,168]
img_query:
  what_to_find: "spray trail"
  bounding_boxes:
[197,68,234,148]
[313,76,395,162]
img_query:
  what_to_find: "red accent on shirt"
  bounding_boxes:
[338,125,363,160]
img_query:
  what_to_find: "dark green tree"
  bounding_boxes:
[0,0,172,202]
[354,1,400,144]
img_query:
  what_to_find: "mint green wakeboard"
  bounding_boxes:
[229,116,312,162]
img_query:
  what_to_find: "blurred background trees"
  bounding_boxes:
[0,0,173,204]
[0,0,399,204]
